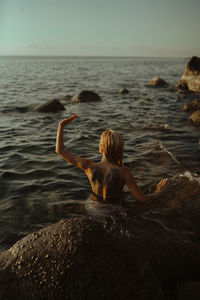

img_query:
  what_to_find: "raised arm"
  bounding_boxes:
[56,114,93,171]
[122,167,167,202]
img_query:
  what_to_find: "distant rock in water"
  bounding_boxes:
[183,100,200,112]
[118,88,129,94]
[71,90,101,102]
[189,110,200,125]
[184,56,200,76]
[148,77,168,87]
[34,99,65,113]
[176,56,200,92]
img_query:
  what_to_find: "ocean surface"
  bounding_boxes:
[0,56,200,250]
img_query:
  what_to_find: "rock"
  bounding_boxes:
[118,88,129,94]
[0,216,140,300]
[183,100,200,112]
[71,91,101,103]
[1,174,200,300]
[62,95,72,101]
[149,77,168,87]
[184,56,200,76]
[176,56,200,92]
[34,99,65,113]
[189,110,200,125]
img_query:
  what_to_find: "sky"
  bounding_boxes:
[0,0,200,57]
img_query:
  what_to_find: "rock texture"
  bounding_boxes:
[71,91,101,103]
[0,217,140,300]
[149,77,168,87]
[34,99,65,113]
[0,173,200,300]
[189,110,200,125]
[176,56,200,92]
[183,100,200,112]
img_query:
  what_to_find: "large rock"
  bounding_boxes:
[34,99,65,113]
[189,110,200,125]
[0,217,140,300]
[1,173,200,300]
[176,56,200,92]
[71,91,101,103]
[149,77,168,87]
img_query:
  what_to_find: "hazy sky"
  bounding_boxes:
[0,0,199,57]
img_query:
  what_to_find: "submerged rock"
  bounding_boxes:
[71,91,101,103]
[189,110,200,125]
[176,56,200,92]
[183,100,200,112]
[118,88,129,94]
[34,99,65,113]
[149,77,168,87]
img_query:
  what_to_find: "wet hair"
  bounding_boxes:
[100,130,124,166]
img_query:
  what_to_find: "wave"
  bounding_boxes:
[1,169,56,180]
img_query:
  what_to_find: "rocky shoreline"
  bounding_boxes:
[1,173,200,300]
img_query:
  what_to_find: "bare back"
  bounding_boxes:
[85,161,125,201]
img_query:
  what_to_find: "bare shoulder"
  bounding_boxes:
[80,157,96,170]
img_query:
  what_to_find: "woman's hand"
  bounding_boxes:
[59,114,78,127]
[155,178,168,193]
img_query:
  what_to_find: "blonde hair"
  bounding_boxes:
[100,130,124,166]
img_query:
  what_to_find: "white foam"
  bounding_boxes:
[159,142,181,166]
[178,170,200,184]
[158,142,200,185]
[160,124,170,130]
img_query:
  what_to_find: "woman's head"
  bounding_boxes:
[99,130,124,166]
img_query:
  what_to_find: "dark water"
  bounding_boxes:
[0,56,200,250]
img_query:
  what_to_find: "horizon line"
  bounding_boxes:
[0,54,190,59]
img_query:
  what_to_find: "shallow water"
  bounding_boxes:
[0,56,200,249]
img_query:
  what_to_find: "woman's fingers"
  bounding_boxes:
[70,114,78,120]
[59,114,78,126]
[158,178,168,186]
[155,178,168,192]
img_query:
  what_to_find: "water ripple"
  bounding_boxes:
[0,56,199,249]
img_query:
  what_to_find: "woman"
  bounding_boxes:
[56,114,167,202]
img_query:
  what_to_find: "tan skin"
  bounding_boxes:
[56,114,167,202]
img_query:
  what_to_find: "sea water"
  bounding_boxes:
[0,56,200,249]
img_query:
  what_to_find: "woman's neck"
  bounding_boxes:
[100,155,122,167]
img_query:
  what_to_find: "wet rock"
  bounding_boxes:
[157,172,200,208]
[34,99,65,113]
[0,217,140,300]
[189,110,200,125]
[176,56,200,92]
[1,174,200,300]
[118,88,129,94]
[183,100,200,112]
[71,90,101,103]
[149,77,168,87]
